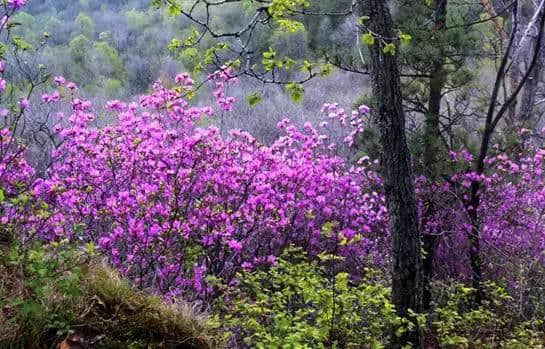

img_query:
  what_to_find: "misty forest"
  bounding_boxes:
[2,0,545,348]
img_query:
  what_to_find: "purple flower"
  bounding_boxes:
[8,0,26,10]
[54,76,66,86]
[19,98,29,110]
[227,239,243,252]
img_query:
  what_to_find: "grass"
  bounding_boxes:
[0,244,221,349]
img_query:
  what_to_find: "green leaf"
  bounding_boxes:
[383,43,396,55]
[182,47,199,59]
[247,92,262,107]
[168,38,182,51]
[86,242,96,255]
[0,189,4,202]
[400,33,412,45]
[167,1,182,16]
[12,36,31,51]
[283,57,296,70]
[300,60,313,73]
[319,63,333,77]
[262,47,276,59]
[262,47,277,72]
[276,19,305,33]
[285,82,303,103]
[362,33,375,46]
[358,16,370,25]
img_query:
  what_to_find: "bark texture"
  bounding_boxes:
[520,32,545,122]
[359,1,423,347]
[422,0,448,311]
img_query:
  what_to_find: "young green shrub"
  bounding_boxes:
[0,241,85,347]
[216,246,408,348]
[429,281,545,348]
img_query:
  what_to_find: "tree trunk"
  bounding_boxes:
[360,1,423,347]
[468,180,485,303]
[422,0,448,311]
[519,37,544,122]
[468,1,545,305]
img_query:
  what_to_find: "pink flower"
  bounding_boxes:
[8,0,26,9]
[54,76,66,86]
[175,73,194,87]
[241,262,253,270]
[227,239,243,252]
[149,224,161,237]
[106,100,126,111]
[358,104,370,114]
[461,149,474,162]
[19,98,29,110]
[266,255,277,266]
[343,228,356,240]
[98,236,113,249]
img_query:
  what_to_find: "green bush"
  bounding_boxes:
[214,247,545,348]
[0,241,85,346]
[215,247,409,348]
[429,281,544,348]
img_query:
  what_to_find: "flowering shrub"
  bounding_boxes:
[418,144,545,308]
[1,0,545,317]
[0,0,49,244]
[0,128,36,236]
[1,0,545,346]
[4,61,545,311]
[26,74,389,301]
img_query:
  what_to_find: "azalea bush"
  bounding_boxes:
[0,0,50,245]
[418,145,545,307]
[19,70,388,302]
[0,127,37,236]
[1,45,545,307]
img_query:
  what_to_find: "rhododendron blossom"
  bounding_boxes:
[19,98,29,110]
[210,66,238,112]
[8,0,26,10]
[54,76,65,86]
[22,75,389,301]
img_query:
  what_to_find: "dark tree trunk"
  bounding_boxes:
[360,1,423,347]
[422,0,448,311]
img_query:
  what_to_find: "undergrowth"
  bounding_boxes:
[0,242,219,349]
[1,242,544,348]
